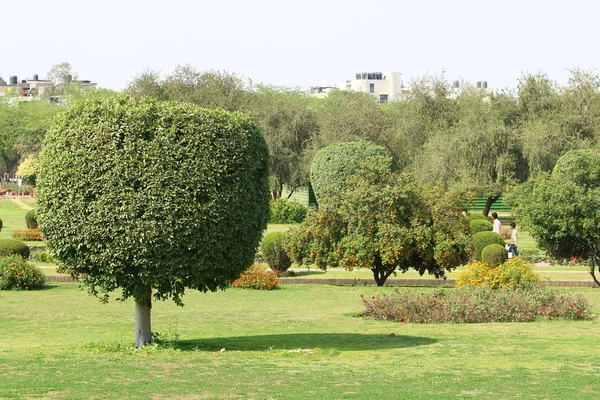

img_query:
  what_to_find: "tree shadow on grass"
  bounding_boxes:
[169,333,437,352]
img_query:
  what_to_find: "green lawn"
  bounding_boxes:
[0,283,599,399]
[0,197,43,247]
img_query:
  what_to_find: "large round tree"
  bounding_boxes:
[37,95,270,347]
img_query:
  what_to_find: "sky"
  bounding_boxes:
[1,0,599,92]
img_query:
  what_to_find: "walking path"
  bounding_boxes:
[10,197,34,210]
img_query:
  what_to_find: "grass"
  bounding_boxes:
[0,197,43,247]
[0,283,599,399]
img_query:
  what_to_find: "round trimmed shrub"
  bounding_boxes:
[469,219,493,234]
[25,210,38,229]
[270,198,307,223]
[481,244,508,267]
[310,141,393,205]
[0,255,46,290]
[0,239,30,259]
[472,231,505,261]
[468,213,488,222]
[260,232,292,272]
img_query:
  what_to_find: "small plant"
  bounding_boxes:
[0,217,3,232]
[12,229,43,241]
[0,239,31,259]
[457,258,540,289]
[0,255,46,290]
[270,198,307,223]
[232,264,278,290]
[25,210,38,229]
[260,232,292,272]
[469,219,493,234]
[481,244,508,267]
[472,231,505,260]
[361,286,592,323]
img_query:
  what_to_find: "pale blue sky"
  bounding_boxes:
[2,0,598,91]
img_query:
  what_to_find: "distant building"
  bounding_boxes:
[345,72,405,103]
[0,73,97,102]
[309,85,338,99]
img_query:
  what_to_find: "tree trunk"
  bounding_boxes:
[371,256,393,286]
[482,195,501,217]
[591,255,600,287]
[135,286,152,348]
[1,154,18,175]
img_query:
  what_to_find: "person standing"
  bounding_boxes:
[491,212,502,235]
[508,222,519,256]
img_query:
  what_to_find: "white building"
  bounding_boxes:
[345,72,405,103]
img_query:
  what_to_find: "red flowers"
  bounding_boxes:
[399,317,405,322]
[540,307,546,311]
[371,296,375,300]
[360,294,364,298]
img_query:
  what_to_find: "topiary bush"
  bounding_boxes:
[25,210,38,229]
[310,141,393,205]
[481,243,508,267]
[0,255,46,290]
[472,231,505,261]
[270,198,307,223]
[469,219,493,234]
[468,213,488,222]
[0,239,30,259]
[232,264,279,290]
[260,232,292,272]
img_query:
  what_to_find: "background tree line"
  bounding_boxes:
[5,64,600,213]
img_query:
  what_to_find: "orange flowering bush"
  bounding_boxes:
[284,157,472,286]
[0,255,46,290]
[232,264,278,290]
[12,229,43,241]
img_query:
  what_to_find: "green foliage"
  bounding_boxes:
[0,255,46,290]
[231,264,278,290]
[468,213,488,221]
[269,198,306,223]
[310,141,393,205]
[36,95,270,305]
[362,286,591,323]
[472,231,505,261]
[0,239,30,259]
[245,86,319,197]
[30,247,54,263]
[520,150,600,285]
[284,158,471,286]
[0,218,2,232]
[457,258,540,289]
[481,244,508,267]
[260,232,292,272]
[25,210,38,229]
[469,219,493,234]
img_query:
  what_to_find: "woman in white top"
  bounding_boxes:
[491,212,502,235]
[508,222,518,256]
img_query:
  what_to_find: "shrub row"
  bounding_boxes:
[361,286,592,323]
[11,229,43,241]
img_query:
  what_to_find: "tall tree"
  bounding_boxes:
[37,95,270,347]
[245,86,319,198]
[0,100,59,174]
